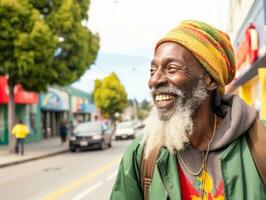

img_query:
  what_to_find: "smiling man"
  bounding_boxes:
[110,20,266,200]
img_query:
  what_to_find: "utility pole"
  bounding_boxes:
[133,98,138,121]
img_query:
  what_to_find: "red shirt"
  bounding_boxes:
[178,163,225,200]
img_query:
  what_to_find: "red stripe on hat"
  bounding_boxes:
[181,26,231,82]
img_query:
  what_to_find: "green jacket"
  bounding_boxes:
[110,135,266,200]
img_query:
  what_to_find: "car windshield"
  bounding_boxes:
[74,122,101,135]
[117,121,133,129]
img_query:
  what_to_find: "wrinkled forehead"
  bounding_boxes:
[152,42,206,73]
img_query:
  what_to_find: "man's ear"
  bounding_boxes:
[203,74,218,91]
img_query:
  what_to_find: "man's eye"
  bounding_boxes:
[150,67,156,75]
[167,64,185,73]
[167,65,179,72]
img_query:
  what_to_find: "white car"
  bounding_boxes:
[115,121,136,140]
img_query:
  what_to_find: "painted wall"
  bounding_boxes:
[0,104,41,145]
[0,105,8,145]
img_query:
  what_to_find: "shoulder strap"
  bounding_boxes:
[141,145,161,200]
[247,118,266,185]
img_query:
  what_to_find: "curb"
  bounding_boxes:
[0,149,69,169]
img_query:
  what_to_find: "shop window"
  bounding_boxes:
[0,106,5,141]
[28,105,37,135]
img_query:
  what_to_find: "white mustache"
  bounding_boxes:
[150,87,184,97]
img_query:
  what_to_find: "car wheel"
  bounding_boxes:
[69,148,76,152]
[108,142,112,148]
[100,141,106,150]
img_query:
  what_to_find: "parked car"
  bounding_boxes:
[136,120,145,129]
[69,121,112,152]
[115,121,136,140]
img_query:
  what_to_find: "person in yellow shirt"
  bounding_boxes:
[12,120,29,155]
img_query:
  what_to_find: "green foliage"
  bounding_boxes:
[140,99,152,111]
[93,73,128,118]
[0,0,99,91]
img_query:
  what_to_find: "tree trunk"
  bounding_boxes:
[110,115,116,136]
[8,79,15,153]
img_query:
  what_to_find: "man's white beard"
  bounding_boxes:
[141,79,208,158]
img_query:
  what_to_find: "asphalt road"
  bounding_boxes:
[0,139,134,200]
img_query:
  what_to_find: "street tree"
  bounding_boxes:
[93,73,127,128]
[0,0,99,152]
[128,99,151,120]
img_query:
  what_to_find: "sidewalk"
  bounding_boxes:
[0,137,69,168]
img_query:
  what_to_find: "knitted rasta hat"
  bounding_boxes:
[155,20,235,94]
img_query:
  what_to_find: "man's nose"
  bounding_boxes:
[148,70,167,89]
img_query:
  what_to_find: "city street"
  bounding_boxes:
[0,139,133,200]
[2,0,266,200]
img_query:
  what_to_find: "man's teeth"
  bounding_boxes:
[155,94,175,101]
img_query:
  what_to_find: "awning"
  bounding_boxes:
[0,76,38,104]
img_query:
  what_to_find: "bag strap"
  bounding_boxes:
[246,118,266,185]
[141,145,161,200]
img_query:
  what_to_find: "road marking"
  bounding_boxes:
[73,181,103,200]
[106,170,118,181]
[41,158,120,200]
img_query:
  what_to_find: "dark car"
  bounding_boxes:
[69,121,112,152]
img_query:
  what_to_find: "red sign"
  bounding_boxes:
[235,23,259,70]
[0,76,38,104]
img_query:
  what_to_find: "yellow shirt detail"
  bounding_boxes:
[12,124,29,138]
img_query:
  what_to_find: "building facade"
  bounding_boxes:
[40,87,70,138]
[0,76,41,145]
[68,87,95,124]
[227,0,266,125]
[0,80,95,145]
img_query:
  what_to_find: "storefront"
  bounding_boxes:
[227,0,266,125]
[68,87,95,124]
[0,76,40,145]
[40,87,70,138]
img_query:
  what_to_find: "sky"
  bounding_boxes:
[72,0,231,102]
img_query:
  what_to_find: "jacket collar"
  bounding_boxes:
[155,139,240,200]
[156,147,181,200]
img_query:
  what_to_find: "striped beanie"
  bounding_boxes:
[155,20,235,94]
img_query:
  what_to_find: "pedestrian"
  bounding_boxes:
[68,120,75,136]
[12,120,29,155]
[94,115,99,121]
[110,20,266,200]
[59,121,68,146]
